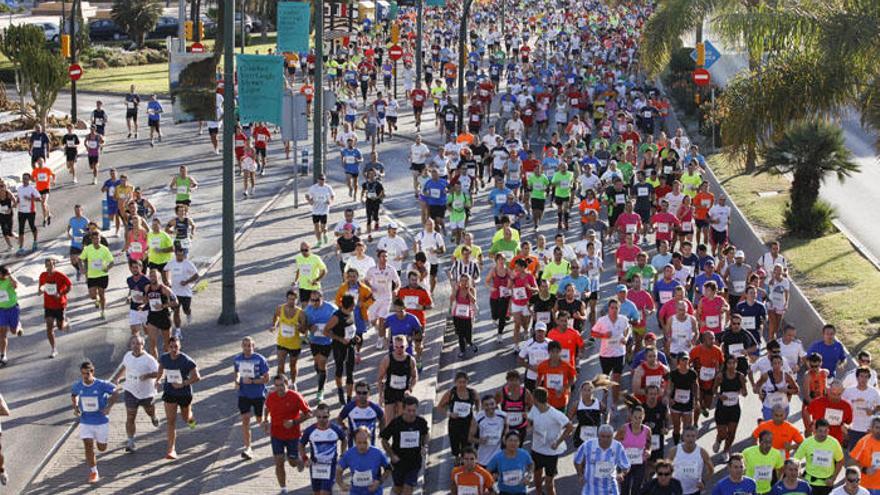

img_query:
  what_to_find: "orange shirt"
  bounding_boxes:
[805,368,829,402]
[579,198,601,222]
[536,359,577,409]
[851,434,880,489]
[300,84,315,102]
[688,344,724,387]
[510,255,539,276]
[752,420,804,458]
[444,62,457,80]
[397,287,433,326]
[451,465,494,492]
[546,328,584,367]
[456,132,475,145]
[693,191,714,220]
[32,166,54,191]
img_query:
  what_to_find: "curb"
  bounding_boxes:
[832,219,880,272]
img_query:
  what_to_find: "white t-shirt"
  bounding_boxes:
[593,315,630,358]
[122,351,159,399]
[663,192,686,216]
[17,184,41,213]
[708,204,731,232]
[778,339,805,374]
[578,173,601,193]
[308,184,335,215]
[842,386,880,432]
[528,405,570,456]
[365,265,399,299]
[830,486,869,495]
[518,338,550,380]
[410,143,430,164]
[165,259,198,297]
[344,255,377,280]
[843,368,879,389]
[377,236,408,271]
[415,231,445,265]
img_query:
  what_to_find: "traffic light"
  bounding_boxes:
[184,20,193,40]
[696,42,705,67]
[391,23,400,43]
[197,21,204,41]
[60,34,71,58]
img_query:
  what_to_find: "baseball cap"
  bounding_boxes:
[616,284,628,292]
[387,222,398,229]
[535,322,548,331]
[735,250,745,258]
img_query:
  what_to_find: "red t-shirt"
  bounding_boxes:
[627,289,655,328]
[807,397,853,444]
[650,212,681,241]
[615,244,642,274]
[39,271,72,310]
[411,89,427,108]
[265,390,311,440]
[253,126,271,149]
[547,327,584,367]
[398,287,433,326]
[658,298,695,326]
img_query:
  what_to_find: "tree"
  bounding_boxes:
[111,0,162,48]
[758,120,859,237]
[19,46,69,128]
[0,24,45,118]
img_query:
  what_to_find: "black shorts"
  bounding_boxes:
[148,119,160,129]
[0,214,12,237]
[18,212,36,234]
[147,261,167,272]
[124,391,153,410]
[255,147,267,158]
[429,264,439,277]
[312,214,328,225]
[147,312,172,330]
[714,404,741,424]
[44,307,65,321]
[428,204,446,220]
[636,208,651,223]
[391,465,420,487]
[310,343,332,357]
[531,198,545,211]
[387,116,397,124]
[126,110,138,119]
[711,229,728,245]
[553,195,570,207]
[86,276,109,289]
[695,219,709,229]
[65,149,77,162]
[68,246,82,256]
[366,200,381,222]
[38,188,49,196]
[599,355,625,375]
[530,451,559,477]
[162,393,193,408]
[276,344,302,356]
[410,163,426,173]
[88,155,99,166]
[208,127,219,135]
[177,296,192,314]
[298,288,313,304]
[237,396,265,416]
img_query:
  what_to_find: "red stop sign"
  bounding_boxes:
[191,42,205,53]
[68,63,83,81]
[692,68,711,86]
[389,44,404,61]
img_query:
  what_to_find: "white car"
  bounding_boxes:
[39,22,60,42]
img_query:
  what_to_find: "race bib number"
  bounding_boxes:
[615,194,625,205]
[312,462,332,480]
[91,259,105,271]
[699,367,716,381]
[637,187,648,197]
[165,369,183,384]
[677,462,698,478]
[0,206,8,215]
[740,316,756,330]
[280,324,296,338]
[495,195,507,205]
[651,434,661,451]
[429,188,441,199]
[81,396,99,412]
[663,166,673,175]
[452,199,464,209]
[625,224,637,234]
[825,408,843,426]
[546,373,564,391]
[729,343,745,357]
[513,287,527,300]
[389,374,408,390]
[560,349,571,363]
[674,389,691,404]
[536,312,551,324]
[502,470,523,486]
[452,401,471,418]
[506,412,523,427]
[239,361,255,379]
[872,452,880,468]
[812,449,833,468]
[580,425,598,442]
[682,222,693,232]
[345,324,357,340]
[499,286,511,298]
[458,487,479,495]
[400,431,420,448]
[754,465,773,481]
[353,470,373,487]
[454,304,470,318]
[149,297,163,312]
[622,261,636,272]
[129,290,144,303]
[721,392,739,407]
[37,173,47,182]
[733,281,746,293]
[404,296,419,310]
[766,392,787,408]
[626,447,644,465]
[149,237,162,250]
[705,315,720,328]
[595,461,614,478]
[43,283,57,296]
[646,374,663,388]
[659,291,673,304]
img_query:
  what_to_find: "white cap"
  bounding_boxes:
[535,322,548,331]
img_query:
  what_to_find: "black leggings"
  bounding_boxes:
[17,212,36,236]
[332,341,356,383]
[453,317,473,352]
[448,418,472,457]
[621,463,646,495]
[489,297,509,334]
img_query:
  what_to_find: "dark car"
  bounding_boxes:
[148,16,179,39]
[88,19,127,41]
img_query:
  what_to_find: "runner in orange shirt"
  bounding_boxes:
[510,241,539,276]
[850,417,880,493]
[752,405,804,458]
[692,182,715,246]
[451,447,495,494]
[31,157,55,226]
[535,341,577,411]
[546,311,584,368]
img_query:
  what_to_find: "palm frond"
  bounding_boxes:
[712,5,823,59]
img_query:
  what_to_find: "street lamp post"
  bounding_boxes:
[218,0,240,325]
[456,0,474,133]
[415,0,423,85]
[313,0,324,180]
[69,0,79,121]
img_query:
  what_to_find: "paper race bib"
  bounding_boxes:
[721,392,739,407]
[280,324,296,338]
[90,259,105,271]
[506,412,523,427]
[825,408,844,426]
[705,315,720,328]
[625,223,637,234]
[43,283,57,296]
[389,374,408,390]
[699,367,716,381]
[626,447,644,465]
[404,296,420,309]
[81,396,99,412]
[677,462,698,478]
[502,470,523,486]
[740,316,756,330]
[129,242,142,254]
[646,374,663,388]
[429,188,441,199]
[353,470,373,487]
[452,401,472,418]
[765,392,787,408]
[637,187,649,197]
[513,287,527,300]
[595,461,614,478]
[149,297,163,312]
[495,195,507,205]
[674,389,691,403]
[657,223,669,234]
[458,486,479,495]
[733,281,746,293]
[400,431,420,448]
[754,465,773,481]
[536,312,551,324]
[546,373,564,391]
[165,369,183,384]
[812,449,833,468]
[580,425,598,442]
[659,291,672,304]
[498,286,511,298]
[344,324,357,340]
[651,434,661,451]
[560,349,571,363]
[729,343,745,357]
[622,261,636,272]
[454,303,471,318]
[238,361,255,379]
[615,194,625,204]
[312,462,332,480]
[37,173,47,182]
[149,237,162,249]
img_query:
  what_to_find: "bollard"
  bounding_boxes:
[102,198,110,231]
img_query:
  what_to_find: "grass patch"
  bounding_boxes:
[72,37,278,94]
[710,153,880,356]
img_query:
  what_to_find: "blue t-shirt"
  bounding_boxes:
[632,348,669,369]
[422,178,448,206]
[160,352,197,397]
[339,400,385,446]
[305,302,337,346]
[126,275,150,310]
[618,299,641,324]
[488,187,514,216]
[71,379,116,425]
[234,352,270,399]
[711,476,758,495]
[557,275,591,296]
[653,278,682,304]
[341,148,363,174]
[338,445,390,495]
[102,179,121,211]
[147,101,162,121]
[68,216,90,248]
[384,313,422,354]
[806,340,848,377]
[693,272,725,296]
[301,423,346,465]
[573,439,631,495]
[770,479,812,495]
[485,448,533,494]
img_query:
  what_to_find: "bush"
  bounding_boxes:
[82,45,167,68]
[91,58,109,69]
[784,199,836,238]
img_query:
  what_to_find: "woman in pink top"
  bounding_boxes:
[696,281,729,335]
[125,217,148,265]
[615,405,652,495]
[485,253,511,344]
[449,274,477,358]
[508,258,537,351]
[675,195,695,252]
[614,233,641,282]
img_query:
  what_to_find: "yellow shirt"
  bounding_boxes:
[276,305,303,350]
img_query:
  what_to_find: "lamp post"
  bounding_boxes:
[415,0,423,85]
[313,0,324,180]
[218,0,240,325]
[456,0,474,133]
[69,0,79,121]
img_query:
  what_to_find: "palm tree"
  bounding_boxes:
[714,0,880,166]
[759,120,859,237]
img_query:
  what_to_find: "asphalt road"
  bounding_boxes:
[0,91,299,495]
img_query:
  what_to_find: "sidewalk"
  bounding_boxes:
[26,145,447,495]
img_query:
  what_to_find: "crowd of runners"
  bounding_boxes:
[1,0,878,494]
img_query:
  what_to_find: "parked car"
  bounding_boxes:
[88,19,127,41]
[38,22,60,42]
[148,16,179,39]
[202,12,253,37]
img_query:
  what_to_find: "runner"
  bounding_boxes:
[15,172,41,255]
[438,371,480,463]
[712,355,748,461]
[486,431,534,494]
[70,360,119,483]
[140,268,178,356]
[165,247,198,337]
[156,336,200,460]
[84,125,105,184]
[38,258,71,357]
[743,430,784,495]
[669,425,714,495]
[305,291,336,403]
[450,446,495,494]
[338,381,385,447]
[270,290,307,385]
[233,336,270,460]
[336,427,392,494]
[263,373,312,494]
[325,294,361,405]
[793,419,844,495]
[31,158,54,226]
[529,387,574,495]
[80,231,113,319]
[146,94,163,146]
[380,395,429,495]
[300,403,346,495]
[306,175,335,247]
[112,335,159,453]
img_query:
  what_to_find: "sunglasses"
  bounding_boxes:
[656,471,672,476]
[356,391,369,395]
[846,478,860,483]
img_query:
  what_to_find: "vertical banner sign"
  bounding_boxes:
[277,2,311,53]
[236,54,285,124]
[425,0,446,5]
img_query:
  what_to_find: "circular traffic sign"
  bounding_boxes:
[68,63,83,81]
[388,44,404,61]
[191,42,205,53]
[692,68,711,86]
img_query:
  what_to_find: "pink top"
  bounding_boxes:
[127,230,147,261]
[700,295,725,333]
[622,423,650,451]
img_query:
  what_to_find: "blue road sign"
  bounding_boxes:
[690,40,721,69]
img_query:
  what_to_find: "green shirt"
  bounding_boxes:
[81,244,114,279]
[0,278,16,308]
[489,238,519,260]
[681,172,703,198]
[528,173,550,200]
[174,177,193,202]
[793,435,843,484]
[542,260,571,294]
[625,264,657,287]
[294,253,326,291]
[447,192,471,222]
[551,171,574,199]
[618,161,634,183]
[147,231,174,265]
[742,445,784,494]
